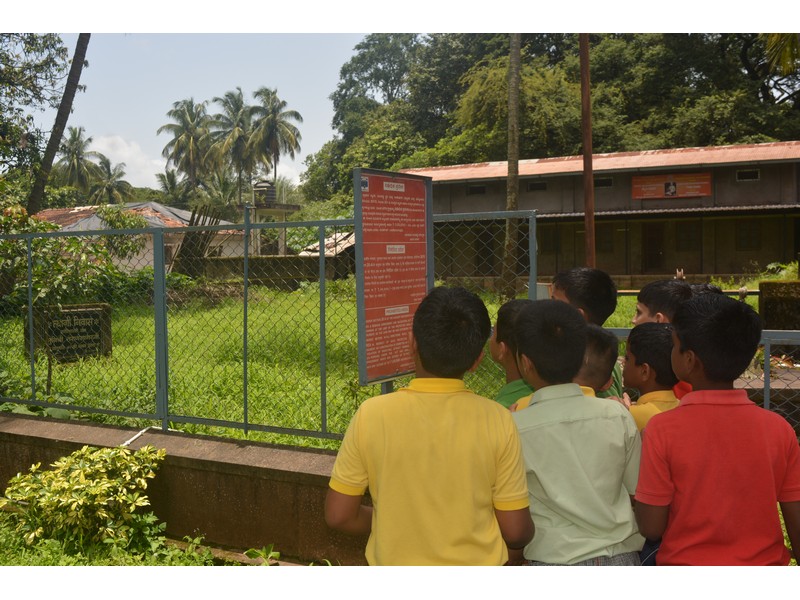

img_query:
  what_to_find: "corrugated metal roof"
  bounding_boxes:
[402,141,800,183]
[529,203,800,221]
[34,202,234,231]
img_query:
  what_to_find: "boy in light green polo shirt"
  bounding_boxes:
[490,298,535,408]
[512,299,643,566]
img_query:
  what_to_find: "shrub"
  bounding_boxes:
[0,444,166,554]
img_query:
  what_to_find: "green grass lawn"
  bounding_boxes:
[0,282,770,450]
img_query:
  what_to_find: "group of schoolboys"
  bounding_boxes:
[325,269,800,566]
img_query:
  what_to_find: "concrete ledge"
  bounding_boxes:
[0,414,368,565]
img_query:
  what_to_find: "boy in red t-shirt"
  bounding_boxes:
[635,294,800,565]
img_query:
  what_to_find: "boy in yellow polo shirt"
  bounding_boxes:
[325,286,534,565]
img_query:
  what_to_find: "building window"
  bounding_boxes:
[466,184,486,195]
[526,180,547,192]
[596,223,614,253]
[676,220,701,252]
[594,176,613,188]
[735,221,761,251]
[736,169,760,182]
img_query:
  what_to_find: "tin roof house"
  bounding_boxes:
[35,202,245,272]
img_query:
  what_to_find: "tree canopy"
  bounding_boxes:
[301,33,800,209]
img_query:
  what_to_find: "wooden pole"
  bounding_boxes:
[579,33,596,268]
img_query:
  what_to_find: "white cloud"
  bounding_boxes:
[91,135,164,189]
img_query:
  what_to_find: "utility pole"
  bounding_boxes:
[579,33,596,268]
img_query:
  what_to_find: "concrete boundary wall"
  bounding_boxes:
[0,414,368,565]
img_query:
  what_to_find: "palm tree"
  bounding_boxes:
[762,33,800,75]
[156,168,188,208]
[27,33,91,214]
[55,126,101,194]
[157,98,211,192]
[250,87,303,185]
[88,155,133,205]
[208,87,257,206]
[203,166,238,208]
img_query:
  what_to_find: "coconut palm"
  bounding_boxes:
[203,166,238,208]
[208,87,257,206]
[156,168,189,208]
[87,154,133,205]
[762,33,800,76]
[55,125,101,194]
[157,98,211,192]
[250,87,303,185]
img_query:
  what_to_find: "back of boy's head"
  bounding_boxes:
[412,286,491,378]
[627,323,679,388]
[552,267,617,325]
[690,282,724,296]
[515,299,587,384]
[495,298,535,355]
[577,324,619,391]
[671,294,762,382]
[638,279,693,321]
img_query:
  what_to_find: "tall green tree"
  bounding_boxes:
[27,33,90,214]
[88,155,132,205]
[209,87,256,206]
[0,34,69,174]
[54,125,100,193]
[331,34,419,143]
[250,87,303,185]
[157,98,211,192]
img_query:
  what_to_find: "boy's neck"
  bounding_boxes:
[502,358,523,384]
[638,381,672,396]
[684,379,735,391]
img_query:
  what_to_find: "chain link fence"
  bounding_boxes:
[2,211,798,446]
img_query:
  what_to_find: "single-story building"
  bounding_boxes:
[402,141,800,284]
[35,202,245,272]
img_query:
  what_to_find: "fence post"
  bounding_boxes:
[26,237,36,400]
[152,229,170,430]
[318,224,329,434]
[763,339,771,411]
[242,206,250,435]
[527,212,537,299]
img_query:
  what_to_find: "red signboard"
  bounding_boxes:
[356,169,432,385]
[632,173,712,199]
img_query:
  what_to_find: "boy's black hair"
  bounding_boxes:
[637,279,693,321]
[551,267,617,325]
[412,286,491,378]
[495,298,535,355]
[671,294,762,382]
[515,299,587,384]
[690,282,724,296]
[627,323,679,388]
[578,324,619,391]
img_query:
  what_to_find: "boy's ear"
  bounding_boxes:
[654,312,668,323]
[640,362,653,382]
[497,340,509,361]
[519,353,534,377]
[467,350,484,373]
[598,376,614,392]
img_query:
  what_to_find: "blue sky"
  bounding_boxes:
[33,33,366,188]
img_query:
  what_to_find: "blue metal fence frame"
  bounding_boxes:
[3,211,796,441]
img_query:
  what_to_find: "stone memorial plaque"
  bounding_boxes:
[25,303,112,362]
